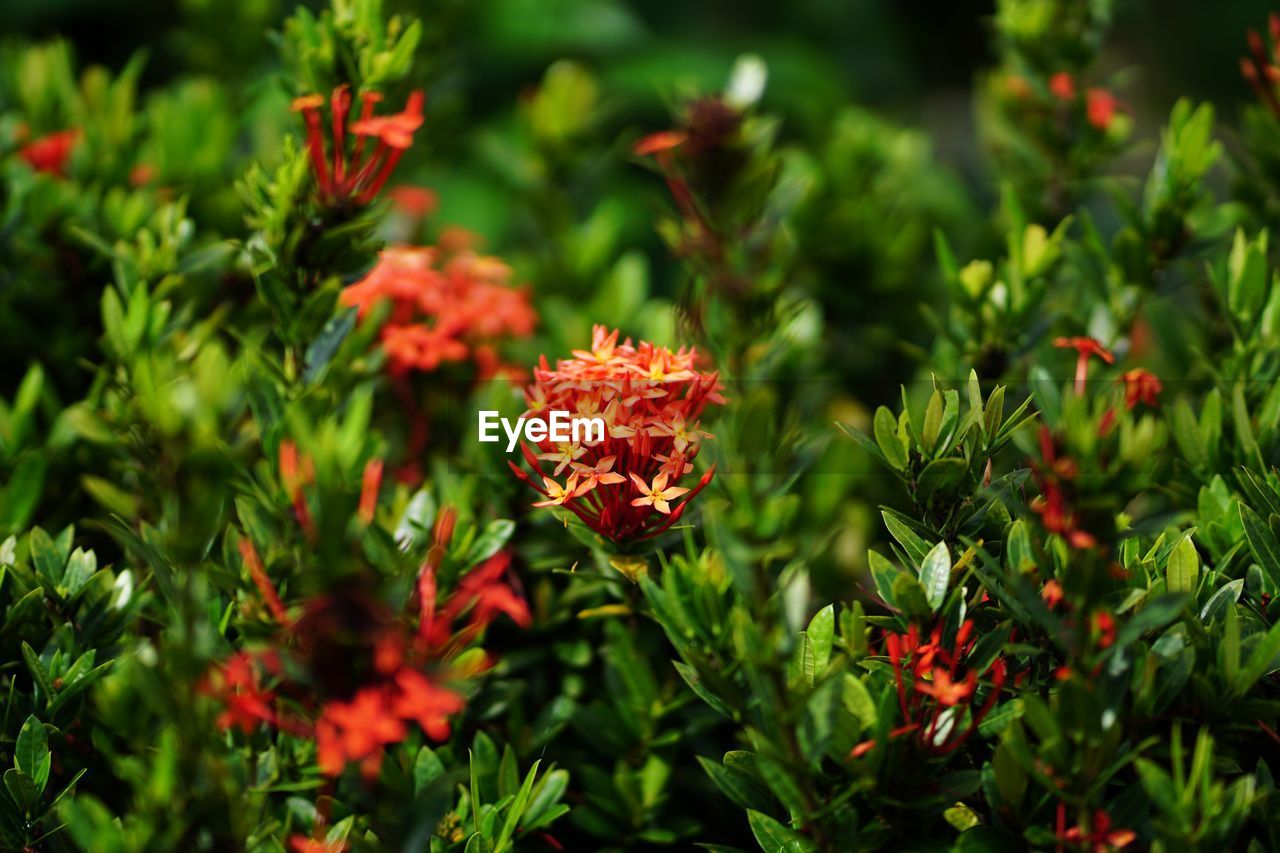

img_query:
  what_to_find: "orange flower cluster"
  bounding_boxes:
[200,650,288,734]
[1054,804,1136,852]
[207,550,527,779]
[207,456,532,780]
[291,86,424,206]
[1243,14,1280,118]
[853,619,1006,758]
[340,246,537,379]
[314,669,463,778]
[415,508,532,653]
[508,325,724,544]
[1043,72,1122,131]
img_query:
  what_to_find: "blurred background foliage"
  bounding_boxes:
[2,0,1275,393]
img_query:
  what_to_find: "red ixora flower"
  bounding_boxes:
[850,619,1007,758]
[1055,804,1136,853]
[200,650,284,733]
[19,129,79,177]
[1049,72,1076,100]
[508,325,723,544]
[340,245,536,379]
[1118,368,1162,410]
[1030,426,1097,550]
[416,517,533,651]
[289,835,347,853]
[279,440,317,540]
[358,458,384,525]
[1085,88,1122,131]
[633,130,687,157]
[1242,14,1280,118]
[1054,336,1114,395]
[291,86,425,206]
[315,686,408,778]
[239,539,291,626]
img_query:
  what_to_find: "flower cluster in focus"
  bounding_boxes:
[509,325,723,545]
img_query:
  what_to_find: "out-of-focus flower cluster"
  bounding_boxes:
[204,450,533,780]
[509,325,723,545]
[341,244,537,379]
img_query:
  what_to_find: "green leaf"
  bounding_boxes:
[836,422,887,470]
[983,385,1006,439]
[414,746,445,795]
[697,756,773,813]
[917,458,967,503]
[465,519,515,566]
[303,306,357,384]
[868,550,900,610]
[494,759,540,853]
[522,768,569,829]
[992,741,1025,807]
[1136,758,1178,816]
[873,407,906,471]
[1241,504,1280,588]
[1233,383,1264,470]
[1200,579,1243,623]
[881,510,932,566]
[922,391,944,455]
[746,810,817,853]
[673,661,733,719]
[28,528,63,581]
[966,369,983,413]
[395,489,437,551]
[1166,535,1200,594]
[806,605,834,675]
[841,674,877,730]
[3,770,37,816]
[14,716,47,783]
[21,644,53,704]
[1239,619,1280,695]
[1114,595,1187,649]
[468,749,482,836]
[892,574,932,620]
[918,541,951,612]
[1005,520,1034,572]
[0,454,46,535]
[1170,399,1207,471]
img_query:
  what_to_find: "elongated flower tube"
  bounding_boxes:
[509,325,723,544]
[291,86,425,206]
[850,619,1006,759]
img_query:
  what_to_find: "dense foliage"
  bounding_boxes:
[5,0,1280,849]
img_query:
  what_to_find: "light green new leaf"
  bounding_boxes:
[806,605,835,676]
[746,810,817,853]
[1166,535,1199,594]
[873,406,906,471]
[919,541,951,611]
